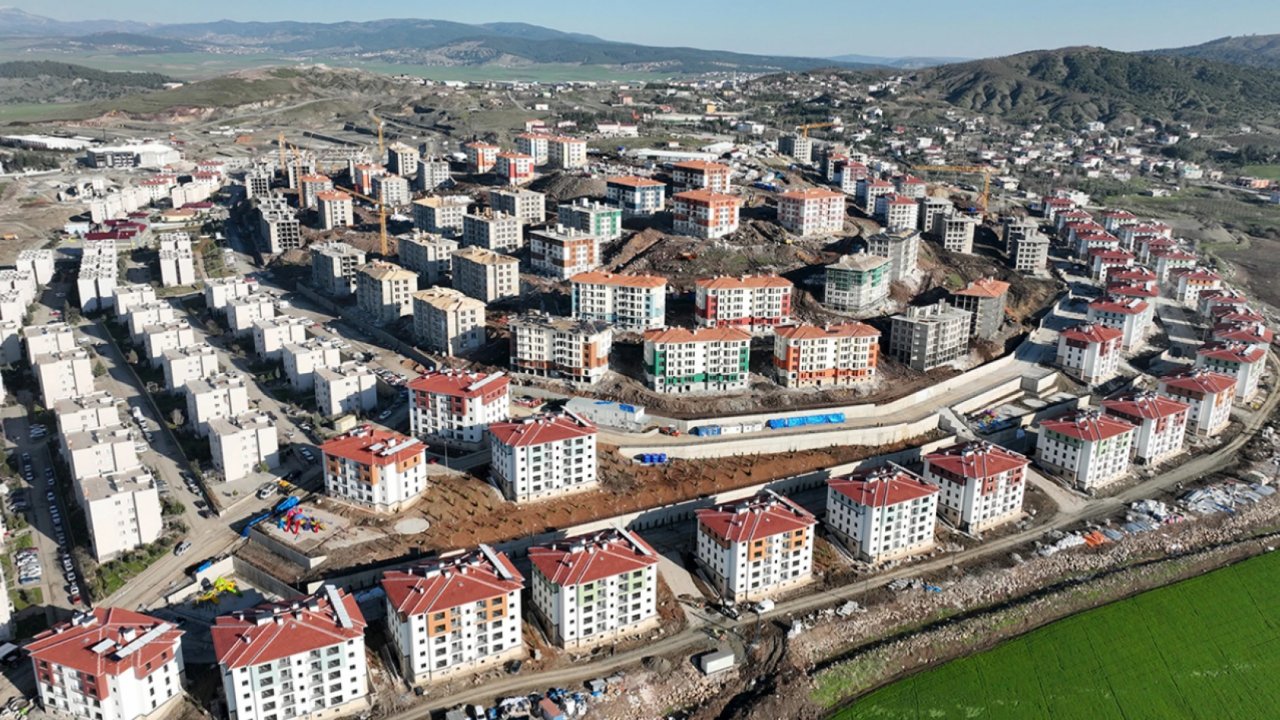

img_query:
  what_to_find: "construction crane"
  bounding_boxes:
[911,164,994,216]
[375,116,385,160]
[796,122,840,138]
[339,183,389,257]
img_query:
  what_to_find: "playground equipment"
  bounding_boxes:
[194,577,243,607]
[278,505,325,535]
[241,496,301,537]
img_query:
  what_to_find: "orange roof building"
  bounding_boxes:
[487,412,598,502]
[694,274,793,333]
[773,322,880,388]
[321,426,428,512]
[570,271,668,330]
[1101,391,1190,465]
[671,160,732,193]
[672,189,740,239]
[642,326,751,394]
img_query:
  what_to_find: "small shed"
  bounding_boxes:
[697,648,737,675]
[539,698,566,720]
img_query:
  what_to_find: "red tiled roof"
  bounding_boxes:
[1108,283,1160,299]
[488,412,596,448]
[696,274,792,291]
[409,370,509,398]
[643,326,752,345]
[696,492,816,543]
[828,467,938,508]
[880,194,917,205]
[1088,296,1148,315]
[1159,369,1237,395]
[1089,249,1134,261]
[27,609,183,683]
[779,187,844,201]
[211,587,366,670]
[321,427,424,467]
[381,547,523,616]
[1102,392,1189,421]
[571,271,667,289]
[1039,412,1135,442]
[1062,323,1124,344]
[528,529,659,587]
[607,175,665,188]
[1197,341,1265,364]
[924,441,1028,479]
[775,322,880,340]
[1212,321,1273,344]
[673,189,739,205]
[315,190,351,203]
[953,278,1011,299]
[673,160,731,173]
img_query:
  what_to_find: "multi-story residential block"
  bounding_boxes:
[382,547,524,685]
[922,441,1029,532]
[316,191,354,231]
[22,322,77,363]
[1056,323,1124,385]
[251,316,310,359]
[1211,320,1273,353]
[76,239,118,314]
[185,372,250,437]
[126,302,177,342]
[950,278,1009,341]
[935,214,978,254]
[386,143,419,178]
[1087,295,1152,351]
[516,132,551,164]
[488,187,546,225]
[54,392,119,438]
[494,152,535,185]
[315,362,377,417]
[417,157,453,192]
[529,225,601,279]
[0,320,16,365]
[462,211,523,253]
[464,141,499,174]
[371,174,411,208]
[671,160,732,193]
[16,247,54,286]
[299,174,333,209]
[309,240,366,297]
[282,339,343,392]
[874,194,918,231]
[606,176,666,217]
[672,190,740,239]
[865,229,921,282]
[398,233,458,285]
[888,302,972,372]
[142,320,197,367]
[558,199,623,242]
[225,293,275,335]
[209,412,279,482]
[28,609,184,720]
[777,188,844,236]
[694,274,792,333]
[113,284,158,318]
[1010,229,1050,273]
[35,349,95,406]
[918,196,952,237]
[642,326,751,394]
[408,370,510,446]
[1196,341,1266,401]
[856,178,893,212]
[509,314,612,385]
[826,467,939,563]
[529,529,659,648]
[546,136,587,170]
[1101,392,1189,465]
[157,233,196,287]
[322,427,428,512]
[161,344,219,392]
[1158,369,1236,437]
[412,288,486,357]
[204,277,255,314]
[65,426,137,482]
[824,254,891,313]
[413,196,471,236]
[256,195,304,254]
[451,247,520,303]
[1172,267,1222,306]
[1036,411,1136,491]
[1088,249,1135,283]
[773,322,880,388]
[777,133,813,162]
[75,469,162,561]
[488,412,597,502]
[1196,288,1249,320]
[212,587,368,720]
[695,492,816,602]
[356,261,417,324]
[570,271,667,330]
[1152,248,1198,282]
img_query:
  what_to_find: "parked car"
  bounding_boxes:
[174,541,192,556]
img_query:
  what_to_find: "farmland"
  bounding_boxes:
[830,549,1280,720]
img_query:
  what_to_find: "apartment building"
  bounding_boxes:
[874,194,919,231]
[672,190,740,239]
[1153,248,1198,282]
[516,133,551,164]
[695,492,816,602]
[308,241,366,298]
[462,211,523,253]
[356,261,417,324]
[826,467,939,563]
[865,229,921,282]
[529,225,601,279]
[1085,295,1151,351]
[413,196,471,236]
[488,187,546,225]
[509,314,613,385]
[417,157,452,192]
[209,412,279,482]
[22,322,77,363]
[252,316,310,360]
[259,197,302,256]
[488,412,597,503]
[112,285,157,318]
[777,188,845,236]
[54,392,119,438]
[570,271,667,330]
[411,288,485,357]
[642,327,751,394]
[212,586,368,720]
[35,349,95,407]
[451,247,520,303]
[494,152,535,185]
[386,143,419,178]
[204,277,255,313]
[1196,341,1266,401]
[950,278,1009,341]
[1173,267,1223,306]
[935,214,978,254]
[316,191,354,231]
[315,362,377,418]
[371,174,411,208]
[398,234,458,285]
[671,160,732,193]
[157,233,195,287]
[1101,392,1189,465]
[528,529,659,648]
[77,239,118,313]
[185,372,250,437]
[16,247,54,285]
[1158,369,1236,437]
[773,322,880,388]
[143,320,197,367]
[322,427,428,512]
[299,174,333,209]
[1089,249,1135,283]
[605,176,665,217]
[824,254,891,313]
[1056,323,1123,385]
[1212,320,1273,354]
[29,609,184,720]
[75,469,163,562]
[1010,230,1050,273]
[777,133,813,162]
[918,197,952,237]
[888,302,972,372]
[382,547,524,685]
[921,441,1029,532]
[161,344,219,392]
[226,294,276,336]
[126,302,177,343]
[408,370,510,446]
[1036,411,1136,491]
[464,141,499,174]
[694,275,793,333]
[65,426,137,482]
[282,339,343,392]
[546,136,587,170]
[558,198,623,242]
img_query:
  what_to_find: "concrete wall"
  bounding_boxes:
[160,555,237,605]
[620,414,943,460]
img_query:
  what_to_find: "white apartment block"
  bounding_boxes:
[204,277,255,313]
[35,349,95,407]
[643,327,751,394]
[558,199,623,242]
[671,160,732,193]
[462,211,523,253]
[417,158,452,192]
[509,314,613,385]
[127,302,177,342]
[311,242,367,298]
[826,467,939,563]
[356,262,418,324]
[29,609,184,720]
[864,229,921,282]
[387,143,419,178]
[694,275,793,333]
[54,392,120,438]
[529,529,659,648]
[672,190,740,239]
[875,194,918,231]
[773,322,880,388]
[465,142,498,174]
[488,187,546,226]
[282,339,343,392]
[494,152,535,185]
[1196,341,1266,401]
[314,362,377,418]
[23,322,77,363]
[1056,323,1124,384]
[299,174,333,209]
[161,344,220,392]
[935,214,978,254]
[184,372,251,437]
[77,239,118,314]
[252,316,311,360]
[65,425,138,482]
[322,427,428,512]
[408,370,510,446]
[398,234,458,286]
[1087,296,1152,351]
[372,174,411,207]
[226,294,276,335]
[0,320,17,366]
[113,284,158,318]
[516,133,551,164]
[157,233,196,287]
[142,320,197,367]
[451,247,520,303]
[547,136,587,170]
[888,302,972,372]
[488,412,598,503]
[16,248,54,286]
[529,225,601,280]
[74,469,163,561]
[411,288,486,357]
[257,196,302,254]
[1158,369,1236,437]
[823,254,891,313]
[212,587,369,720]
[695,492,816,602]
[777,188,845,236]
[1036,411,1136,491]
[1101,392,1189,465]
[316,191,354,231]
[209,412,279,482]
[413,196,471,237]
[922,441,1030,533]
[382,547,524,685]
[570,271,667,331]
[605,176,665,217]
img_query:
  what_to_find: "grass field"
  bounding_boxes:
[1240,164,1280,180]
[827,550,1280,719]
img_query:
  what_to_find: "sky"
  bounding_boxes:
[8,0,1280,59]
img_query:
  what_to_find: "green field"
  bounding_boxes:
[1240,164,1280,180]
[828,550,1280,720]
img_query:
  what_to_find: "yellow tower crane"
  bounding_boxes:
[910,164,994,217]
[796,122,839,138]
[339,184,389,257]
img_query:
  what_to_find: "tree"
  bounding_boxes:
[125,349,139,366]
[91,361,106,377]
[170,408,185,427]
[255,461,269,474]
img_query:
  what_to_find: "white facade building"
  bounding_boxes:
[321,428,428,513]
[487,413,598,503]
[695,492,816,602]
[314,362,377,418]
[209,412,279,482]
[826,467,939,563]
[1036,411,1136,491]
[922,441,1029,533]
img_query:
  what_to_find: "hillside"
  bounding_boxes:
[1150,34,1280,69]
[883,47,1280,126]
[0,61,176,105]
